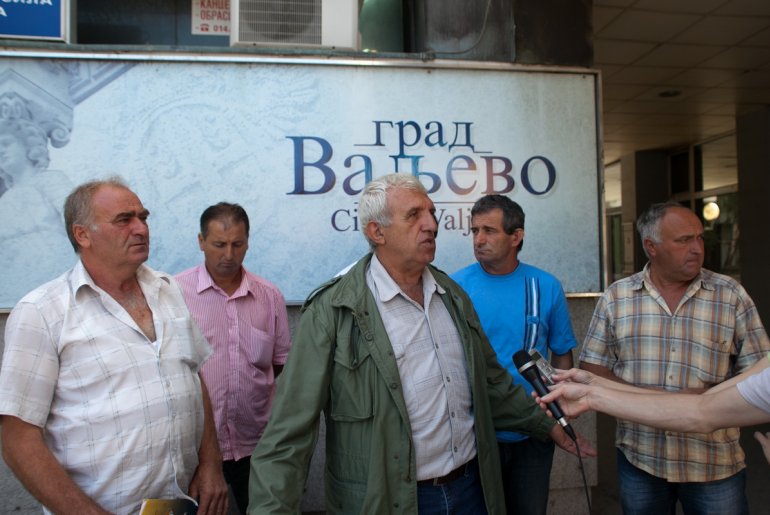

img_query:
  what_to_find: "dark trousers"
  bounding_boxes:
[417,457,487,515]
[616,449,749,515]
[498,438,555,515]
[223,456,251,515]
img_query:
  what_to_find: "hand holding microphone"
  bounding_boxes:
[513,353,596,512]
[513,350,576,441]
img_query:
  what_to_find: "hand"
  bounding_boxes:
[188,460,229,515]
[549,424,597,458]
[551,367,598,385]
[535,382,593,419]
[754,431,770,465]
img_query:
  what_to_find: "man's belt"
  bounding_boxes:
[417,457,477,486]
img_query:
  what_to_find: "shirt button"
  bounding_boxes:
[390,383,398,389]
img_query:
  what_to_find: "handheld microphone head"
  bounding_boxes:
[513,350,539,376]
[513,350,576,441]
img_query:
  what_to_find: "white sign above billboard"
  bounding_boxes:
[191,0,230,36]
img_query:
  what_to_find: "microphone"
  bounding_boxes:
[513,350,576,441]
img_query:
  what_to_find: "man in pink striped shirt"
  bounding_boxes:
[176,202,292,514]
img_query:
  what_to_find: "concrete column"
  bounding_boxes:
[736,107,770,325]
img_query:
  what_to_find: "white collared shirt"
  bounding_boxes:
[0,261,211,515]
[366,255,475,480]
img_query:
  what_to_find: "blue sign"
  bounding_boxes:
[0,0,66,41]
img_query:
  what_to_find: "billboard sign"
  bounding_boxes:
[0,55,601,306]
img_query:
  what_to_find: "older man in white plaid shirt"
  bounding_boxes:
[0,178,229,515]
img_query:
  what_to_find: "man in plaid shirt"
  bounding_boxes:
[580,201,770,515]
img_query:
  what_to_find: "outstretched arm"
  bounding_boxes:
[552,367,667,394]
[580,359,710,393]
[1,415,111,515]
[565,353,770,397]
[540,378,770,433]
[706,354,770,395]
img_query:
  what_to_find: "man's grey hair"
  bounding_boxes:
[64,176,131,253]
[358,173,427,249]
[635,201,685,259]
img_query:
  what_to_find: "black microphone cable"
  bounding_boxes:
[572,433,592,513]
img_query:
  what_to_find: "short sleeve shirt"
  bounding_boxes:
[452,261,577,442]
[0,261,211,515]
[580,265,770,482]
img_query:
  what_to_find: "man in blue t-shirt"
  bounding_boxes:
[452,194,577,515]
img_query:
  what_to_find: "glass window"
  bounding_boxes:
[694,134,737,191]
[604,162,621,209]
[607,213,624,283]
[695,192,740,280]
[669,134,739,279]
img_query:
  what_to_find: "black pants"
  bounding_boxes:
[498,439,555,515]
[223,456,251,514]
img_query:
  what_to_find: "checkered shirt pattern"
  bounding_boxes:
[580,265,770,482]
[0,261,211,515]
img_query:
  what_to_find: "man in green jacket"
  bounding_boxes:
[249,173,590,514]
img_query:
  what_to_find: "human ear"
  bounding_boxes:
[365,221,385,245]
[644,238,656,257]
[73,224,91,249]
